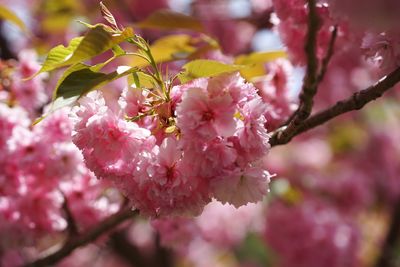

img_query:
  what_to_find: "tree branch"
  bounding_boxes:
[270,66,400,146]
[0,21,17,60]
[279,0,320,142]
[109,230,150,267]
[23,208,138,267]
[61,193,79,237]
[374,202,400,267]
[316,25,338,85]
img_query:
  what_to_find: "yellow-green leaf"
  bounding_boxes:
[235,51,286,80]
[129,34,198,68]
[39,0,82,33]
[178,59,246,83]
[0,5,27,32]
[235,51,286,65]
[32,25,134,77]
[51,65,137,112]
[135,10,204,32]
[127,72,155,88]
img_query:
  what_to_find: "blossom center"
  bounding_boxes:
[202,110,214,121]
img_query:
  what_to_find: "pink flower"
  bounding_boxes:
[255,59,297,130]
[196,200,264,248]
[119,86,148,118]
[9,50,48,113]
[273,0,335,64]
[176,86,236,141]
[362,31,400,72]
[234,97,270,163]
[0,104,29,150]
[211,165,271,208]
[35,108,73,143]
[265,199,360,267]
[182,138,237,179]
[72,92,154,179]
[129,137,210,217]
[328,0,400,30]
[207,72,259,107]
[151,217,198,253]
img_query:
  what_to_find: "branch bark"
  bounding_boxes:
[374,202,400,267]
[270,66,400,146]
[23,208,138,267]
[0,21,16,60]
[279,0,320,142]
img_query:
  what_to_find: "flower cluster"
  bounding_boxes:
[0,50,48,114]
[152,200,263,252]
[272,0,335,64]
[72,72,272,217]
[264,198,360,267]
[327,0,400,31]
[254,59,296,131]
[0,104,120,254]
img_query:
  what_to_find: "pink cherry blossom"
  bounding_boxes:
[328,0,400,30]
[255,59,297,131]
[176,85,236,141]
[265,199,360,267]
[211,165,271,208]
[362,31,400,72]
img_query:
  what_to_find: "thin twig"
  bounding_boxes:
[278,0,320,142]
[270,67,400,146]
[23,208,138,267]
[316,25,338,85]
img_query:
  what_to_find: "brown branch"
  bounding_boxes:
[270,66,400,146]
[23,208,138,267]
[61,193,79,237]
[109,230,150,267]
[109,231,174,267]
[374,201,400,267]
[279,25,337,128]
[279,0,320,142]
[0,21,17,60]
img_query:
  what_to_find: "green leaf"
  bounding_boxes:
[178,59,246,83]
[235,51,286,80]
[112,44,126,56]
[235,233,275,266]
[135,10,204,32]
[51,65,137,111]
[131,72,141,88]
[235,51,286,65]
[39,0,83,33]
[27,37,83,79]
[128,34,198,68]
[0,5,27,32]
[127,71,156,88]
[31,25,134,78]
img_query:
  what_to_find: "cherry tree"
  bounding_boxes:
[1,0,400,267]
